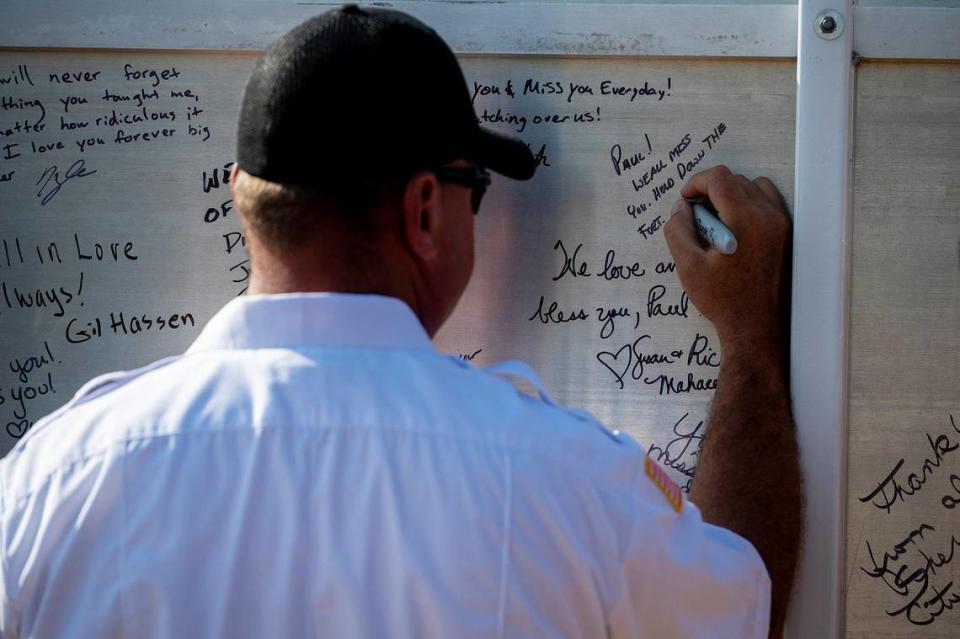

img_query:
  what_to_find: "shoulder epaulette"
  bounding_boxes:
[27,356,182,437]
[478,359,626,444]
[70,355,182,407]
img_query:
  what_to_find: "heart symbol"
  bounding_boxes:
[596,343,632,390]
[6,419,30,439]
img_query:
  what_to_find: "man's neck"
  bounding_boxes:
[244,247,434,333]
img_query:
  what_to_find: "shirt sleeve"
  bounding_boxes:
[0,491,18,639]
[607,467,771,639]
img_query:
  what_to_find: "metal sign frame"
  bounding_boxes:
[1,2,959,60]
[792,2,853,638]
[2,2,960,637]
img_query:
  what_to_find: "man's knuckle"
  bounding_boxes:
[711,177,737,204]
[769,204,790,225]
[663,230,679,250]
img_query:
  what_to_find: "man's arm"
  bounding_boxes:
[663,165,803,639]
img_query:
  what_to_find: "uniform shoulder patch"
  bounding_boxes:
[645,455,684,513]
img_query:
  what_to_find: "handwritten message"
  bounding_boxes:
[857,414,960,626]
[0,58,218,440]
[465,69,733,492]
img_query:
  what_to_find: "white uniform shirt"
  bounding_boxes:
[0,294,769,638]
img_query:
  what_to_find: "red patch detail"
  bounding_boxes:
[645,456,683,513]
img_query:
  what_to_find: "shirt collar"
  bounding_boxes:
[186,293,434,353]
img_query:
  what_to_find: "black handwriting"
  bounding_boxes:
[861,524,960,626]
[36,159,96,205]
[596,334,678,390]
[647,412,705,492]
[859,416,960,513]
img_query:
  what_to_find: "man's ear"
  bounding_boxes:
[402,171,442,262]
[228,162,240,201]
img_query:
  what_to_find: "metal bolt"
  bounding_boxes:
[815,10,844,40]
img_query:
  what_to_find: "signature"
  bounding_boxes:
[861,524,960,625]
[859,415,960,514]
[596,334,679,390]
[36,159,97,205]
[647,412,704,492]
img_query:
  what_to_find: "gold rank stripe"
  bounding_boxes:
[644,456,683,513]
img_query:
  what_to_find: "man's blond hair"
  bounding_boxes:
[232,170,329,250]
[232,169,405,250]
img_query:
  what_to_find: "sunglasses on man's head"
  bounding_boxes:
[433,166,492,215]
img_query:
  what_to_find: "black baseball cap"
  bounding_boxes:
[236,5,536,188]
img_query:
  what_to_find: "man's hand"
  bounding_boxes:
[663,165,802,639]
[664,165,791,359]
